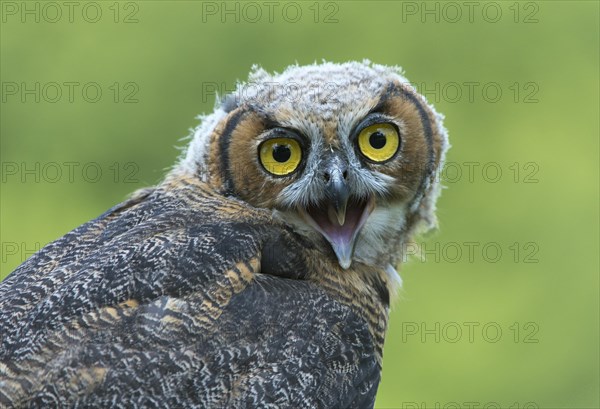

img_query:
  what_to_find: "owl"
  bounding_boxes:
[0,61,449,408]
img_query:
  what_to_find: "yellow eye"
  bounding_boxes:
[357,123,400,163]
[259,137,302,176]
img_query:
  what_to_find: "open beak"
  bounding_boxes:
[300,164,375,269]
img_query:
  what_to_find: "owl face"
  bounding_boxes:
[180,61,448,270]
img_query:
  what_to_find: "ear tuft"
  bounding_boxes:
[220,94,239,113]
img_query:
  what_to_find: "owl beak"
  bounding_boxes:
[328,198,374,270]
[300,196,374,270]
[300,165,375,269]
[326,174,350,226]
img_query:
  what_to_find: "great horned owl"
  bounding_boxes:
[0,61,449,408]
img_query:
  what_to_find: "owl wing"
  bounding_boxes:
[0,180,380,408]
[0,187,156,352]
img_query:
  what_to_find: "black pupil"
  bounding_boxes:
[369,131,386,149]
[272,144,291,163]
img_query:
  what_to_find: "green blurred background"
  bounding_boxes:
[1,1,598,407]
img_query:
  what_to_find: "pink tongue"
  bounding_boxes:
[306,200,365,246]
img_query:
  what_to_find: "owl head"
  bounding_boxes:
[175,61,449,272]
